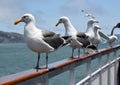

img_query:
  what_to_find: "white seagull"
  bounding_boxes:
[93,25,101,47]
[99,31,118,47]
[14,13,69,69]
[81,10,96,19]
[85,19,99,46]
[56,16,97,57]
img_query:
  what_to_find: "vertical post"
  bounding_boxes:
[86,58,91,85]
[107,53,111,85]
[98,54,102,85]
[114,51,117,85]
[117,60,120,85]
[40,74,49,85]
[69,64,75,85]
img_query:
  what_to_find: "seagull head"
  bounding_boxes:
[88,19,99,25]
[113,23,120,28]
[56,16,69,26]
[94,25,101,30]
[14,13,36,25]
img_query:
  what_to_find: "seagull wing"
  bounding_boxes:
[77,32,88,39]
[99,31,109,40]
[42,30,64,49]
[42,30,56,37]
[42,34,64,49]
[76,32,90,47]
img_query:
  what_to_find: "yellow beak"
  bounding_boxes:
[55,22,60,26]
[14,19,22,25]
[95,21,99,23]
[98,27,101,29]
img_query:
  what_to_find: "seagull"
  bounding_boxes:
[99,31,118,47]
[14,13,69,69]
[93,25,101,47]
[111,23,120,35]
[85,19,99,46]
[113,23,120,28]
[81,10,96,19]
[56,16,97,57]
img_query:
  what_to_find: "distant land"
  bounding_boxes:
[0,30,120,43]
[0,31,24,43]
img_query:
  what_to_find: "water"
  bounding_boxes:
[0,42,119,85]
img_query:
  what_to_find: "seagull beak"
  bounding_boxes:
[14,19,22,25]
[95,21,99,23]
[113,26,116,28]
[55,22,60,26]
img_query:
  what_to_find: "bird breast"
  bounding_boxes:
[24,29,54,53]
[25,37,54,53]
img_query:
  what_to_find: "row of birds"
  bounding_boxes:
[13,13,120,70]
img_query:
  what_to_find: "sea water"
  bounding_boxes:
[0,42,119,85]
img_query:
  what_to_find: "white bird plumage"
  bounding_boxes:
[85,19,99,45]
[93,25,101,46]
[99,31,118,47]
[81,10,95,19]
[14,13,68,69]
[56,16,97,57]
[56,16,85,57]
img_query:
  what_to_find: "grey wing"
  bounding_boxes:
[43,34,64,49]
[77,37,90,47]
[42,30,56,37]
[99,31,109,40]
[77,32,90,47]
[77,32,88,39]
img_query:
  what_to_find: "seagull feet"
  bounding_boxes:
[70,56,78,59]
[78,56,81,58]
[85,52,90,54]
[95,50,99,52]
[34,66,48,71]
[70,56,74,58]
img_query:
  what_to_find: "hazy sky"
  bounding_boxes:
[0,0,120,35]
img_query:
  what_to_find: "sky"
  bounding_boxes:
[0,0,120,35]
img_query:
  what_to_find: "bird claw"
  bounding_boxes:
[70,56,79,59]
[70,56,74,58]
[34,66,48,71]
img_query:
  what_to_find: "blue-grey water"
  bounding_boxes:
[0,42,119,85]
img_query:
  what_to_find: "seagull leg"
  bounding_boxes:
[78,48,80,58]
[71,48,74,58]
[46,53,48,68]
[35,53,40,69]
[96,44,99,52]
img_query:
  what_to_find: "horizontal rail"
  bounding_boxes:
[0,45,120,85]
[76,57,120,85]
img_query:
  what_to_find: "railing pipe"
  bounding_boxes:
[69,64,75,85]
[107,53,111,85]
[98,54,102,85]
[0,45,120,85]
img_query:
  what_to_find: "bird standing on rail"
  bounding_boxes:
[85,19,99,46]
[99,30,118,47]
[56,16,97,57]
[93,25,101,48]
[14,13,69,69]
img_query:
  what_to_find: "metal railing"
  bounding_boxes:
[0,45,120,85]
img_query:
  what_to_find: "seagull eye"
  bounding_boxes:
[22,16,27,19]
[60,19,62,21]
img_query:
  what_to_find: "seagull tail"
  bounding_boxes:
[86,45,97,50]
[62,36,72,46]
